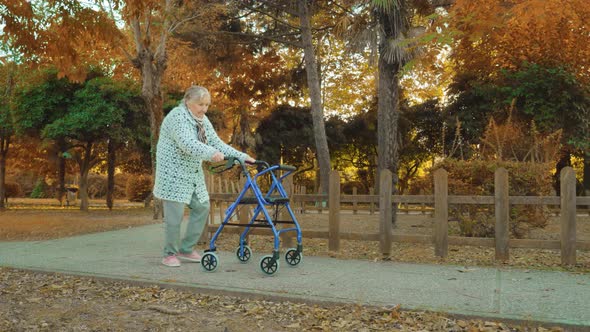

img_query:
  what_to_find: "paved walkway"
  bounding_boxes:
[0,224,589,329]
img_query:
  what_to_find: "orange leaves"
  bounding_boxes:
[41,9,125,81]
[116,0,164,20]
[447,0,590,83]
[1,1,38,55]
[2,1,128,82]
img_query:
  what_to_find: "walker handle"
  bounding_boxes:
[277,164,296,172]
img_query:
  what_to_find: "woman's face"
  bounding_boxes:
[186,96,211,119]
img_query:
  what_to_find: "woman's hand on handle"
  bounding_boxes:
[245,156,256,164]
[211,151,224,162]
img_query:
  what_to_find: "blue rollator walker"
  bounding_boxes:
[201,157,303,275]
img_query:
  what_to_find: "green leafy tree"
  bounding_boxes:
[255,105,316,169]
[331,105,378,188]
[255,105,347,190]
[398,99,446,193]
[12,68,80,204]
[42,76,138,211]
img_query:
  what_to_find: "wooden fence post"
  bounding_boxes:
[420,189,426,214]
[300,185,306,214]
[199,173,214,245]
[352,186,358,214]
[379,170,393,257]
[495,168,509,261]
[329,170,341,252]
[369,187,375,214]
[237,176,248,224]
[282,175,294,248]
[560,166,577,266]
[218,177,224,224]
[317,186,323,214]
[434,168,448,258]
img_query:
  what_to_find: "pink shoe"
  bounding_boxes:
[177,251,202,262]
[162,255,181,267]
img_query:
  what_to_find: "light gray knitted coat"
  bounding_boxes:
[153,103,248,204]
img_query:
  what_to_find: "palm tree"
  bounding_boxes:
[337,0,453,225]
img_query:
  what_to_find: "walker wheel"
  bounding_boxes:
[201,252,219,272]
[236,245,252,263]
[285,248,302,266]
[259,255,279,275]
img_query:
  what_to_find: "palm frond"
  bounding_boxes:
[381,33,413,65]
[372,0,401,12]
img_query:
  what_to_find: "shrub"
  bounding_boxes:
[8,169,38,196]
[4,181,21,199]
[112,174,129,199]
[87,174,107,199]
[126,175,153,202]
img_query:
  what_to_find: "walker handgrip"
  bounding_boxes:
[249,160,269,171]
[278,165,296,172]
[223,156,239,168]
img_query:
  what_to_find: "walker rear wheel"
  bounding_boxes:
[236,245,252,263]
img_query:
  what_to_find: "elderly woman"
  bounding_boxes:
[153,86,254,267]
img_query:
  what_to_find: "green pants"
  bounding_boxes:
[162,191,210,257]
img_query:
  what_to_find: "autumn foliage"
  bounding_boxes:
[447,0,590,84]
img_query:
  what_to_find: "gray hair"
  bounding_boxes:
[183,86,210,103]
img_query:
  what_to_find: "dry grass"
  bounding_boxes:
[0,207,158,241]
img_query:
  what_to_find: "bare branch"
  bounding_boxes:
[175,30,303,48]
[144,8,151,45]
[241,2,300,30]
[429,0,456,8]
[154,0,172,64]
[168,13,202,33]
[131,16,143,54]
[257,0,299,17]
[332,1,355,15]
[119,45,135,63]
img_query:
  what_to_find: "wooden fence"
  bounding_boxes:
[206,166,590,266]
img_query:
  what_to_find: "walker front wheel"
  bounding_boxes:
[259,255,279,275]
[285,248,302,267]
[236,245,252,263]
[201,252,219,272]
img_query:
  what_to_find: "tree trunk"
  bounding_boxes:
[298,0,331,195]
[554,149,572,196]
[143,75,164,217]
[107,138,115,210]
[376,6,408,227]
[232,109,254,151]
[1,67,14,210]
[377,56,401,226]
[583,152,590,200]
[54,138,69,205]
[0,136,8,210]
[57,157,66,204]
[78,142,93,212]
[131,11,168,219]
